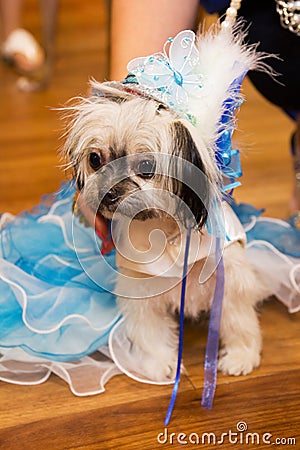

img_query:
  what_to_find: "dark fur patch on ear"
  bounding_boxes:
[170,121,209,228]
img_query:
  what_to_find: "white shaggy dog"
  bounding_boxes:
[62,25,271,383]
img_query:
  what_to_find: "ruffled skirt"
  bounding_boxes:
[0,183,299,395]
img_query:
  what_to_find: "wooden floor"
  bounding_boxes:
[0,1,299,449]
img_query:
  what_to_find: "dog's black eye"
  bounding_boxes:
[136,159,156,179]
[89,152,102,171]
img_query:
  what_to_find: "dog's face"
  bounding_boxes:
[63,82,219,229]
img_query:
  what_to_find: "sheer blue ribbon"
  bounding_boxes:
[201,237,225,409]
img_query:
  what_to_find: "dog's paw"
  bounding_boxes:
[141,353,177,382]
[218,347,260,376]
[144,359,176,382]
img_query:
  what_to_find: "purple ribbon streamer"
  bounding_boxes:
[164,225,192,426]
[201,237,225,409]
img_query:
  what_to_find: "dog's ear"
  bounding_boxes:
[90,80,133,103]
[90,80,170,113]
[169,120,209,228]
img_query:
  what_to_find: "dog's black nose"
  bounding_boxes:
[101,188,120,205]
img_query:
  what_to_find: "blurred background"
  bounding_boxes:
[0,0,109,213]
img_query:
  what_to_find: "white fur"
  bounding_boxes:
[116,242,270,381]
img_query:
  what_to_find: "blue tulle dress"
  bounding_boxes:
[0,182,299,395]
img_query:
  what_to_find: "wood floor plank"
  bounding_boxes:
[1,370,299,449]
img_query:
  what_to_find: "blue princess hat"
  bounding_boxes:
[92,21,265,194]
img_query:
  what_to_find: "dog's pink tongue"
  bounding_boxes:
[95,214,115,255]
[75,192,114,255]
